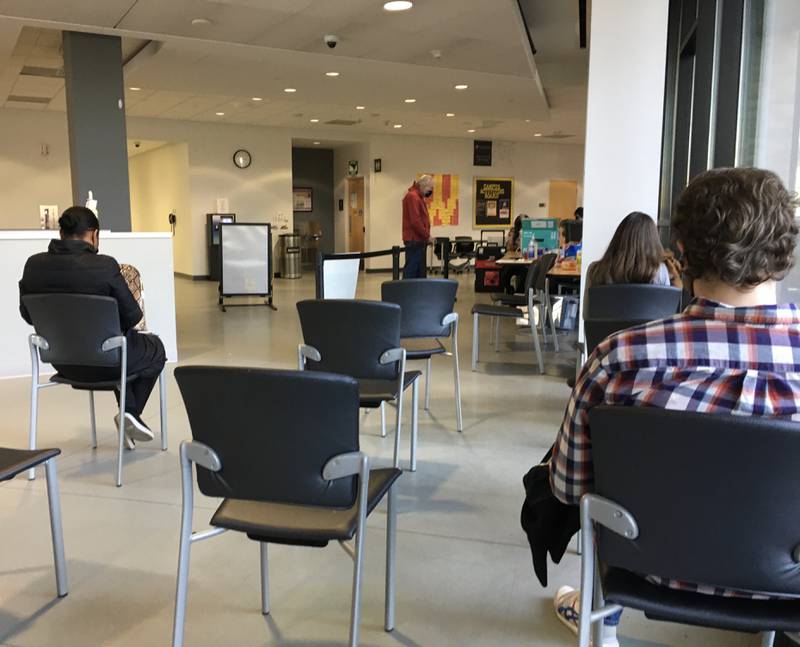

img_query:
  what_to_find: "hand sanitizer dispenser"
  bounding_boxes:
[85,190,98,217]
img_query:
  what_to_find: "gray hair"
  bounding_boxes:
[416,174,434,190]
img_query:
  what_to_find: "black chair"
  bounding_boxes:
[173,367,401,647]
[433,237,453,274]
[296,299,422,470]
[578,406,800,647]
[533,253,560,351]
[0,447,68,598]
[451,236,476,273]
[583,285,683,354]
[381,279,462,433]
[22,294,168,487]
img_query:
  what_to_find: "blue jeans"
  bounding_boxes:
[403,241,427,279]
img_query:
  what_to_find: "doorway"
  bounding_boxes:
[548,179,578,220]
[347,177,365,253]
[291,147,335,265]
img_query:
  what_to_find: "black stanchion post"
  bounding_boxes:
[443,238,450,279]
[392,246,401,280]
[315,250,324,298]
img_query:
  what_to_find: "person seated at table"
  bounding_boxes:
[18,206,166,449]
[506,214,526,252]
[550,167,800,646]
[503,214,529,293]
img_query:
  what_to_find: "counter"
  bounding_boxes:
[0,230,178,379]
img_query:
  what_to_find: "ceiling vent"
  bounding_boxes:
[325,119,359,126]
[20,65,63,78]
[7,95,50,104]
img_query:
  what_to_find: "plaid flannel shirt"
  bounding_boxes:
[550,298,800,598]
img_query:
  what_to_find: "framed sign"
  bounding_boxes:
[473,140,492,166]
[374,158,382,173]
[348,160,359,176]
[474,177,513,228]
[293,187,313,212]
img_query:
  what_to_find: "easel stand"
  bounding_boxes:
[219,223,277,313]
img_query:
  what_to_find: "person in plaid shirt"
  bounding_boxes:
[550,167,800,646]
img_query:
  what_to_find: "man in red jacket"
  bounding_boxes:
[402,175,433,278]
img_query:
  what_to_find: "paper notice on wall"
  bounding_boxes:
[216,197,230,213]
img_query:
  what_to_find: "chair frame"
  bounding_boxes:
[577,493,776,647]
[27,332,167,487]
[298,344,421,471]
[172,440,398,647]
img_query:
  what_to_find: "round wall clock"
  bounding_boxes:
[233,149,252,169]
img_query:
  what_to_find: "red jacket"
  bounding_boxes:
[402,184,430,242]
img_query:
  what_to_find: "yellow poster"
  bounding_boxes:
[417,173,459,226]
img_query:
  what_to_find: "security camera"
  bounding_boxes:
[324,34,339,49]
[134,141,141,148]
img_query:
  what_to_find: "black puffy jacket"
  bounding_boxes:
[19,238,143,332]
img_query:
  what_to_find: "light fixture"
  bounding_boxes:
[534,132,542,137]
[454,84,468,90]
[310,118,320,123]
[129,86,141,91]
[216,112,225,116]
[313,141,321,145]
[284,88,297,93]
[445,112,455,117]
[393,124,403,129]
[525,119,531,123]
[355,105,366,110]
[467,128,476,133]
[251,96,263,101]
[383,1,414,11]
[404,98,416,103]
[325,71,340,77]
[191,18,211,26]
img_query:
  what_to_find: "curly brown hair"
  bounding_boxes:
[672,167,799,287]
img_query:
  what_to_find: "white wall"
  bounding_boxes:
[581,0,669,285]
[129,142,192,274]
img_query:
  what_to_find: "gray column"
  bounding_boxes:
[63,31,131,231]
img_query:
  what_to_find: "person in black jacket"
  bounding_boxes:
[19,206,166,448]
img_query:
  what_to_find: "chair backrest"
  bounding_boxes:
[297,299,401,380]
[433,237,450,261]
[381,279,458,338]
[22,294,123,367]
[534,253,558,292]
[175,366,360,507]
[455,237,475,254]
[590,406,800,597]
[584,284,682,354]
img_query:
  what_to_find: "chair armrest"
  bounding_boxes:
[298,344,321,370]
[101,335,126,352]
[29,334,49,351]
[323,451,367,480]
[441,312,458,328]
[380,348,405,365]
[182,441,222,472]
[581,494,638,540]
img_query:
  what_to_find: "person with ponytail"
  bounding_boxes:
[19,206,166,448]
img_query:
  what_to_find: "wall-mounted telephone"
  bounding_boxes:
[168,212,176,235]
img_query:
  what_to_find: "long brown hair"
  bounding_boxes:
[587,212,664,286]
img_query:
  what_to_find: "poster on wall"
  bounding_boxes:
[474,177,513,228]
[292,187,313,212]
[416,173,459,226]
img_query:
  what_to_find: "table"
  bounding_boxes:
[548,264,581,278]
[496,252,532,265]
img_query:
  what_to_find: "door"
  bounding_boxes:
[347,177,365,252]
[548,180,578,220]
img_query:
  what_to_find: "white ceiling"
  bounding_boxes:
[0,1,588,143]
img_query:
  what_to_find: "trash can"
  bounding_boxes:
[280,233,302,279]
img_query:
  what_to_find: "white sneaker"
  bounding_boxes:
[554,585,620,647]
[113,414,136,450]
[114,412,154,442]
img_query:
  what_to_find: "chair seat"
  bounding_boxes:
[210,467,402,547]
[0,447,60,482]
[358,371,421,408]
[401,338,447,360]
[50,372,140,391]
[602,566,800,634]
[471,303,524,318]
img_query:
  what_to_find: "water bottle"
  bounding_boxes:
[527,239,535,260]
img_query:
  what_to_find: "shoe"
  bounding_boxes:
[114,414,137,450]
[554,586,620,647]
[125,413,154,442]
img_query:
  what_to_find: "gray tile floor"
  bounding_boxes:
[0,273,760,646]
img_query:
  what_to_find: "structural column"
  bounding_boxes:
[63,31,131,231]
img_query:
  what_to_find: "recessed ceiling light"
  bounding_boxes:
[467,128,476,133]
[454,84,469,90]
[404,98,416,103]
[525,119,531,123]
[534,132,542,137]
[191,18,211,26]
[129,86,141,91]
[251,96,263,101]
[355,105,366,110]
[310,118,320,123]
[445,112,455,117]
[216,112,225,116]
[325,72,340,77]
[313,141,321,145]
[284,88,297,93]
[393,124,403,129]
[384,1,414,11]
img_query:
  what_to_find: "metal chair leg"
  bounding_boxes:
[380,400,387,438]
[173,451,194,647]
[260,542,270,615]
[89,391,98,449]
[424,357,431,411]
[410,379,419,472]
[392,393,404,470]
[29,382,39,480]
[384,483,397,632]
[452,329,463,433]
[471,312,479,371]
[761,632,776,647]
[528,307,545,375]
[548,292,560,352]
[494,314,500,352]
[44,459,68,597]
[159,369,168,451]
[116,374,127,488]
[591,559,606,647]
[348,512,366,647]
